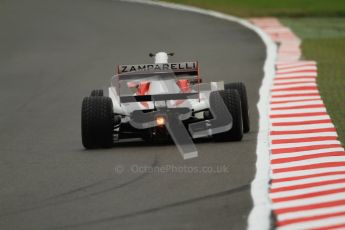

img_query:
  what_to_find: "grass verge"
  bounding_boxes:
[167,0,345,17]
[282,18,345,145]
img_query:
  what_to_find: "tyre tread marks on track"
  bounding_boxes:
[52,184,250,230]
[250,18,345,229]
[0,157,159,219]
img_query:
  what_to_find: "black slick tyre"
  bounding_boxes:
[82,96,114,148]
[90,89,104,97]
[225,82,250,133]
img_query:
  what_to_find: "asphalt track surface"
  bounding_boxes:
[0,0,266,229]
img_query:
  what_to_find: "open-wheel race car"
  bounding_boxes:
[81,52,249,152]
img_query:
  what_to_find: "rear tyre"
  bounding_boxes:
[225,82,250,133]
[82,96,114,148]
[212,89,243,141]
[90,89,104,97]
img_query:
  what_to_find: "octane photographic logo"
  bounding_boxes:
[128,79,233,160]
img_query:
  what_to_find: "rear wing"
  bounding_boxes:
[116,62,199,79]
[113,61,201,103]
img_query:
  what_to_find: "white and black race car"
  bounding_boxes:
[81,52,249,152]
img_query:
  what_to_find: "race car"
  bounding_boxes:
[81,52,249,149]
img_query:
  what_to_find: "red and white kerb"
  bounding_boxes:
[251,17,345,229]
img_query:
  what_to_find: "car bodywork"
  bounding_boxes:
[82,52,247,159]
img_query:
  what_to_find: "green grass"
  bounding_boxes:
[282,18,345,145]
[305,38,345,145]
[281,18,345,39]
[168,0,345,17]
